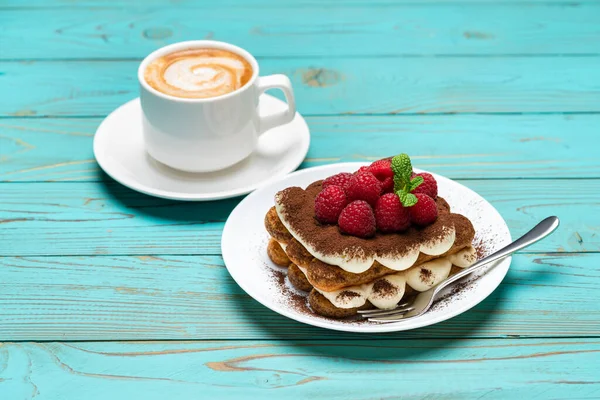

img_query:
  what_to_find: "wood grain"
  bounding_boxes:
[0,0,597,394]
[0,253,598,340]
[2,114,599,181]
[1,340,599,399]
[6,0,599,7]
[2,57,600,117]
[2,3,599,59]
[1,179,596,256]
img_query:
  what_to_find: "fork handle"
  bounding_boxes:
[437,216,560,291]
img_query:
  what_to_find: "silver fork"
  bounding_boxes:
[359,216,560,323]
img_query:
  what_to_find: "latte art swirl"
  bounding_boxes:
[144,48,253,99]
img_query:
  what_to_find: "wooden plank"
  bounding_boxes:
[2,114,599,182]
[1,4,599,59]
[2,58,600,117]
[0,179,596,256]
[1,340,599,399]
[0,253,598,340]
[6,0,599,7]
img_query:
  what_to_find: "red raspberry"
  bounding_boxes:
[314,185,348,224]
[356,166,370,175]
[409,193,438,226]
[412,172,438,199]
[368,159,394,193]
[368,159,394,181]
[346,172,382,207]
[338,200,376,238]
[322,172,353,191]
[381,176,394,194]
[375,193,411,233]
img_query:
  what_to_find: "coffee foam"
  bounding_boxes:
[144,48,253,99]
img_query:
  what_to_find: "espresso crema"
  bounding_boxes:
[144,48,253,99]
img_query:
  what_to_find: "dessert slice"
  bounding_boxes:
[265,154,477,319]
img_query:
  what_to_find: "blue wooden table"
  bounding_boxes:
[1,1,599,398]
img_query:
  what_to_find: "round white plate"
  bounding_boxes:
[222,163,512,333]
[93,95,310,201]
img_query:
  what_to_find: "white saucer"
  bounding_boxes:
[93,95,310,201]
[222,163,512,333]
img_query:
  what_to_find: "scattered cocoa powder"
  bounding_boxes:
[430,240,492,311]
[451,280,472,296]
[431,277,478,311]
[272,268,285,286]
[268,268,311,315]
[475,238,491,260]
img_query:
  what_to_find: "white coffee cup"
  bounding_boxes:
[138,40,296,173]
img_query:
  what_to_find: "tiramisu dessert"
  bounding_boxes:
[265,154,477,319]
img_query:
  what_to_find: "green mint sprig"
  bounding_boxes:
[391,153,423,207]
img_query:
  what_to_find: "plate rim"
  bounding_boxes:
[93,95,311,201]
[222,162,512,333]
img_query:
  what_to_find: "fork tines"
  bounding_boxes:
[357,301,414,319]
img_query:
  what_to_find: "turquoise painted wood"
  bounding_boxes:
[0,180,595,256]
[0,253,597,341]
[2,4,600,59]
[3,57,600,117]
[2,0,599,397]
[2,114,600,181]
[1,340,599,399]
[7,0,600,7]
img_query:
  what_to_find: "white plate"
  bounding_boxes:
[222,163,512,333]
[93,95,310,201]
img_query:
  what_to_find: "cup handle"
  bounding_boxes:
[256,74,296,135]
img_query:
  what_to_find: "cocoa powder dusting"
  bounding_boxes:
[430,240,491,311]
[268,268,311,315]
[431,278,477,311]
[262,176,498,323]
[275,185,475,262]
[475,239,490,260]
[372,279,398,297]
[336,290,361,301]
[265,265,370,324]
[419,268,433,283]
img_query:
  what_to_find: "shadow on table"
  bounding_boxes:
[97,171,242,223]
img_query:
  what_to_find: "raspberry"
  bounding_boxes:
[412,172,438,199]
[356,166,370,175]
[322,172,353,191]
[368,159,394,181]
[368,159,394,193]
[381,176,394,194]
[338,200,376,238]
[314,185,348,224]
[375,193,411,233]
[409,193,438,226]
[346,172,382,207]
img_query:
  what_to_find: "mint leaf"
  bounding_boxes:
[408,176,424,192]
[391,153,414,190]
[391,154,412,182]
[391,155,403,176]
[392,153,422,205]
[397,190,418,207]
[393,175,404,192]
[401,156,413,183]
